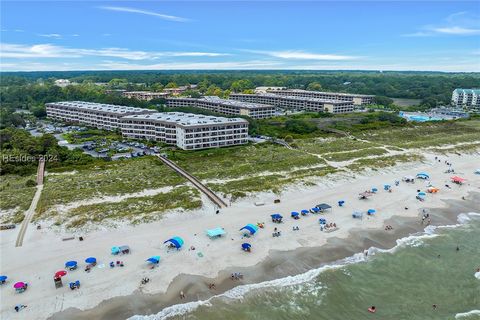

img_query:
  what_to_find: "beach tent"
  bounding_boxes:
[270,214,283,222]
[85,257,96,264]
[301,209,309,215]
[240,224,259,235]
[242,243,251,251]
[206,227,226,238]
[311,207,321,213]
[367,209,376,215]
[0,275,7,284]
[119,245,130,254]
[291,211,300,217]
[65,261,77,269]
[111,246,120,255]
[316,203,332,212]
[54,270,67,278]
[451,176,466,184]
[146,256,160,264]
[416,173,430,179]
[164,237,184,249]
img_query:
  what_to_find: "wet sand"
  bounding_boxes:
[50,192,480,320]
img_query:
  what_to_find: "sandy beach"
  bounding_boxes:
[1,152,479,320]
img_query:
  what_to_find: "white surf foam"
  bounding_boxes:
[455,309,480,319]
[130,212,480,320]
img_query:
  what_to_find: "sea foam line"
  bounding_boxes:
[455,310,480,319]
[130,212,480,320]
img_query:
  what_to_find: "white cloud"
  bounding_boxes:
[403,12,480,37]
[245,50,358,60]
[431,26,480,35]
[38,33,62,39]
[0,43,229,60]
[99,6,189,22]
[97,60,281,70]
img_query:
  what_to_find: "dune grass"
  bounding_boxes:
[346,154,425,172]
[295,137,375,155]
[323,147,389,162]
[37,157,186,215]
[0,174,37,223]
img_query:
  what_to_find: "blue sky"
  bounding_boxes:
[1,1,479,72]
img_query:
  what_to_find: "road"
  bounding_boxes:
[157,155,228,208]
[15,159,45,247]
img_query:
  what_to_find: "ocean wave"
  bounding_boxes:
[130,212,480,320]
[455,309,480,319]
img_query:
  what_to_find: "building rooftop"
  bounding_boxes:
[269,89,374,98]
[201,96,274,109]
[453,88,480,94]
[124,91,168,95]
[121,112,248,127]
[231,93,349,104]
[47,101,155,115]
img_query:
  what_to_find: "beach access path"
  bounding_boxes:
[15,159,45,247]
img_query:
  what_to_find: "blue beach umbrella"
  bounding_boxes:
[319,218,327,224]
[338,201,345,207]
[371,188,378,193]
[111,246,120,255]
[416,173,430,179]
[271,214,283,220]
[164,237,184,249]
[146,256,160,264]
[367,209,376,214]
[85,257,96,264]
[242,243,251,250]
[291,211,300,217]
[301,209,309,215]
[0,275,7,282]
[65,261,77,268]
[311,207,320,212]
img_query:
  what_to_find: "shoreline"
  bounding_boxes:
[1,152,478,320]
[49,192,480,320]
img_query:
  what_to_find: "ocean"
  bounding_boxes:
[138,212,480,320]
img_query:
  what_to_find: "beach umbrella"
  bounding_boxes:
[85,257,96,264]
[311,207,321,212]
[242,243,251,250]
[337,201,345,207]
[111,246,120,255]
[239,224,259,235]
[164,236,184,249]
[146,256,160,264]
[0,275,7,282]
[65,261,77,268]
[416,173,429,179]
[371,188,378,193]
[291,211,300,217]
[54,270,67,278]
[271,214,283,219]
[319,218,327,224]
[418,192,426,197]
[13,282,25,289]
[301,209,309,215]
[367,209,376,214]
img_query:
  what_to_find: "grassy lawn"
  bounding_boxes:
[37,157,186,215]
[62,128,123,144]
[60,186,202,228]
[169,143,326,180]
[352,120,480,149]
[346,154,425,172]
[295,137,375,155]
[323,147,389,162]
[0,174,37,223]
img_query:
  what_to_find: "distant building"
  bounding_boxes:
[122,91,169,101]
[254,86,286,93]
[162,85,195,96]
[45,101,248,150]
[451,89,480,112]
[54,79,72,87]
[266,89,374,106]
[166,96,276,119]
[229,93,354,114]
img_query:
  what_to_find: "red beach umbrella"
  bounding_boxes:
[54,270,67,278]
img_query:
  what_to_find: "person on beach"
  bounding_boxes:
[432,304,437,310]
[456,246,460,251]
[14,305,27,312]
[368,306,376,313]
[180,291,185,299]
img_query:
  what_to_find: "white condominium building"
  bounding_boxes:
[451,89,480,112]
[120,112,249,150]
[122,91,169,101]
[166,96,276,119]
[46,101,249,150]
[266,89,374,106]
[46,101,156,130]
[229,93,354,114]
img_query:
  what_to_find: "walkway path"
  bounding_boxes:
[157,155,228,208]
[15,159,45,247]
